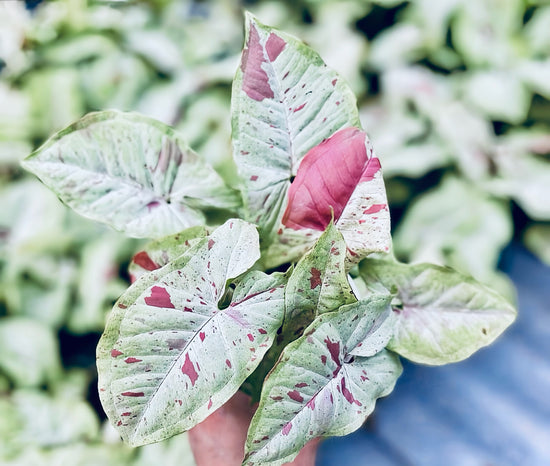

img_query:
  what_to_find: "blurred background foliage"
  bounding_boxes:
[1,0,549,464]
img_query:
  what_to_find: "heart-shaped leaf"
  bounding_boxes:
[22,111,240,238]
[232,14,361,248]
[97,219,286,446]
[359,259,517,365]
[244,296,401,465]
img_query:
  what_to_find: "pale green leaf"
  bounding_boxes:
[244,296,401,466]
[0,318,62,387]
[394,176,513,285]
[97,219,286,446]
[524,224,550,266]
[232,13,360,244]
[22,111,241,238]
[359,259,517,365]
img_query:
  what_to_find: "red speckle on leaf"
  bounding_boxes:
[181,353,199,386]
[240,151,249,155]
[361,375,369,382]
[208,399,213,409]
[282,422,293,436]
[265,33,286,61]
[121,391,144,397]
[281,127,379,231]
[247,333,255,342]
[124,357,142,364]
[250,175,258,181]
[321,355,327,364]
[306,398,316,410]
[226,359,232,368]
[121,412,131,416]
[288,390,304,402]
[199,332,206,342]
[295,382,308,388]
[363,204,386,215]
[324,337,341,376]
[118,303,127,309]
[309,267,322,289]
[117,420,122,426]
[341,378,362,406]
[332,78,337,86]
[183,306,192,312]
[144,286,175,309]
[176,399,182,406]
[111,349,123,358]
[241,24,274,101]
[271,395,283,401]
[146,200,161,212]
[258,328,267,334]
[133,251,159,271]
[208,239,215,250]
[293,103,306,113]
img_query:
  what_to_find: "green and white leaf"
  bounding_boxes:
[22,111,240,239]
[359,259,517,365]
[284,223,356,334]
[232,13,360,244]
[244,296,401,466]
[97,219,286,446]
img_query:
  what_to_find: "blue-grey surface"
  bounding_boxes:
[317,243,550,465]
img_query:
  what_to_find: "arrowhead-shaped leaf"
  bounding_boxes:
[359,259,517,365]
[22,111,240,238]
[97,219,286,446]
[244,296,401,466]
[128,226,210,282]
[232,14,364,255]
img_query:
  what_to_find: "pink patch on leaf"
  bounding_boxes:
[247,333,255,342]
[324,337,341,377]
[226,359,232,368]
[265,33,286,61]
[258,328,267,334]
[309,267,322,289]
[282,422,293,436]
[341,378,362,406]
[121,391,144,397]
[133,251,159,271]
[111,349,123,358]
[199,332,206,342]
[208,239,215,250]
[287,390,304,402]
[241,24,274,101]
[144,286,175,309]
[363,204,386,215]
[181,353,199,386]
[124,357,142,364]
[282,127,381,231]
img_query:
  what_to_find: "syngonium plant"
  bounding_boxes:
[22,14,516,466]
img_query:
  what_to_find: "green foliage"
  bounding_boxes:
[4,0,548,464]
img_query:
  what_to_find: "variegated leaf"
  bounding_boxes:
[22,111,240,239]
[244,296,401,466]
[128,226,210,282]
[359,259,517,365]
[284,222,356,336]
[232,14,362,255]
[97,220,286,446]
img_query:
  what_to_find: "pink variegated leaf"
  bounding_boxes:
[97,219,286,446]
[244,295,401,465]
[265,127,391,267]
[232,14,361,251]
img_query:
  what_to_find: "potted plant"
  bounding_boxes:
[22,14,515,466]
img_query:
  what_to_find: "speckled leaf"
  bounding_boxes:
[97,219,286,446]
[128,226,210,282]
[284,223,356,338]
[359,259,517,365]
[232,13,361,250]
[22,111,240,238]
[244,296,401,466]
